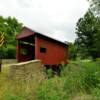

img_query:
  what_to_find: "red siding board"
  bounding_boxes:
[35,36,68,65]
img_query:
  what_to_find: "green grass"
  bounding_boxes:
[0,61,100,100]
[0,65,42,100]
[36,61,100,100]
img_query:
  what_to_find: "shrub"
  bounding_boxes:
[92,88,100,100]
[96,58,100,64]
[81,62,100,91]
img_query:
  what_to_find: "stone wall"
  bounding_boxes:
[8,60,45,81]
[2,59,17,64]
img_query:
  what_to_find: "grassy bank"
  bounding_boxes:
[0,61,100,100]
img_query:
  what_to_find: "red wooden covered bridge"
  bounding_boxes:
[16,27,69,68]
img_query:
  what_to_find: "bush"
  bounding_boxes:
[96,58,100,64]
[2,45,16,59]
[92,88,100,100]
[81,62,100,91]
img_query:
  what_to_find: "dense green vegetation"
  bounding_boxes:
[89,0,100,15]
[68,0,100,60]
[0,1,100,100]
[0,16,22,58]
[37,61,100,100]
[75,10,100,60]
[0,61,100,100]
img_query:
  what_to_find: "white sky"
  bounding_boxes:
[0,0,89,42]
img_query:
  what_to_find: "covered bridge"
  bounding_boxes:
[16,27,69,67]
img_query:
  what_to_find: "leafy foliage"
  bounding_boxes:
[68,43,77,60]
[75,10,100,59]
[0,16,23,58]
[89,0,100,15]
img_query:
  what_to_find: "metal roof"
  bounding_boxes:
[16,26,69,45]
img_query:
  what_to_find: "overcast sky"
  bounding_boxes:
[0,0,89,42]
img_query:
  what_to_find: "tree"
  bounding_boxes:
[68,43,77,60]
[0,16,22,72]
[75,10,100,59]
[0,16,23,58]
[89,0,100,15]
